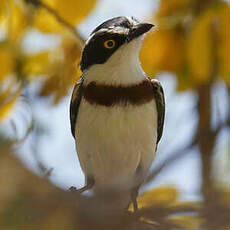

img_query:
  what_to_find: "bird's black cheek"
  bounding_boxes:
[80,46,117,71]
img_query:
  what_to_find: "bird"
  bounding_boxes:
[70,16,165,212]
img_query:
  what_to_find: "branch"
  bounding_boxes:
[25,0,85,49]
[196,17,219,204]
[145,139,197,184]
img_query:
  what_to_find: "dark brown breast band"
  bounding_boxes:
[83,78,154,107]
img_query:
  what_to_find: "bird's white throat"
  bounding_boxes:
[83,36,146,86]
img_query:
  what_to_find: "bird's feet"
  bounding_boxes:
[69,186,79,193]
[69,177,95,194]
[131,187,140,213]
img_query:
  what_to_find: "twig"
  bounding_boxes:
[227,87,230,127]
[24,0,85,49]
[145,140,197,184]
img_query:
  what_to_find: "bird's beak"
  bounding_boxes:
[127,23,154,42]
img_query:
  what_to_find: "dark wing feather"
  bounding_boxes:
[151,79,165,144]
[70,77,84,138]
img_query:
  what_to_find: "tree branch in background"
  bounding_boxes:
[145,140,197,184]
[227,87,230,127]
[197,19,218,200]
[194,17,223,230]
[24,0,85,48]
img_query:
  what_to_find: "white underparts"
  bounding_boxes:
[76,99,158,192]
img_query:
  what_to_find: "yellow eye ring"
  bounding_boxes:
[104,39,116,49]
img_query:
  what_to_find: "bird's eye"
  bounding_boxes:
[104,40,116,49]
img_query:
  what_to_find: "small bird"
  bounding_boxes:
[70,16,165,211]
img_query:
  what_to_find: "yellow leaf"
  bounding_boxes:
[61,35,81,61]
[169,216,203,229]
[40,61,80,104]
[129,186,178,211]
[54,0,97,25]
[8,1,28,41]
[0,46,14,81]
[218,4,230,87]
[34,0,97,33]
[0,0,7,23]
[23,51,50,80]
[33,7,63,33]
[176,68,200,91]
[39,36,81,104]
[186,9,215,83]
[156,0,192,19]
[0,87,20,121]
[140,28,184,76]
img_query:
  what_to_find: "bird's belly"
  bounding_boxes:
[75,99,158,191]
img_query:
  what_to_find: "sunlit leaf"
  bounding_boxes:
[33,7,63,33]
[218,4,230,87]
[140,28,184,77]
[176,66,199,91]
[8,1,29,41]
[0,46,14,81]
[40,63,80,104]
[23,51,50,80]
[34,0,97,33]
[0,0,8,24]
[186,9,215,83]
[54,0,97,25]
[156,0,192,19]
[61,35,81,62]
[39,36,81,104]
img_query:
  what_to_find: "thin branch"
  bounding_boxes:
[227,87,230,127]
[145,140,197,184]
[25,0,85,49]
[196,17,219,207]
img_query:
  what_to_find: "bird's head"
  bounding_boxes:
[80,17,154,75]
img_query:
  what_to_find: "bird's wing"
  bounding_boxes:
[151,79,165,144]
[70,77,84,138]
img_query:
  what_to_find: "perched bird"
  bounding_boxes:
[70,16,165,211]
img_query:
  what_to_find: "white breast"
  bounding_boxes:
[75,99,158,192]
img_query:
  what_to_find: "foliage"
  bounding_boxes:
[0,0,87,120]
[0,0,230,229]
[140,0,230,90]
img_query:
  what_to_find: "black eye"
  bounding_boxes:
[104,39,116,49]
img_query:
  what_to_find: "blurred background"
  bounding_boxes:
[0,0,230,229]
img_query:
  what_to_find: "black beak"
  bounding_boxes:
[127,23,154,42]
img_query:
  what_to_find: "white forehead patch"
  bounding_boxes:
[126,16,139,26]
[95,26,129,35]
[106,26,129,34]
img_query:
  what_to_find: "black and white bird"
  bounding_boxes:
[70,16,165,211]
